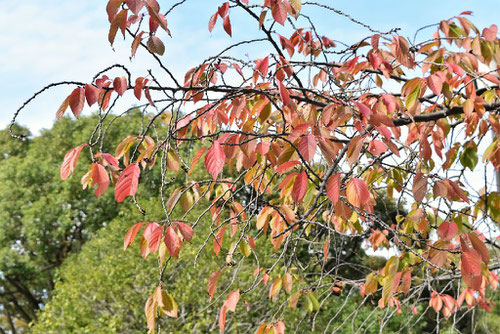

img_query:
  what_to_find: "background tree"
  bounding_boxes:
[8,0,500,333]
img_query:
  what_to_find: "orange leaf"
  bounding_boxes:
[461,247,482,277]
[346,178,370,207]
[207,269,222,300]
[225,290,240,312]
[124,222,145,250]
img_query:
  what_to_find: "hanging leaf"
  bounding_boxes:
[205,140,226,179]
[292,171,307,203]
[91,163,109,198]
[412,173,428,203]
[164,225,182,258]
[113,76,128,96]
[115,163,140,202]
[147,36,165,55]
[60,144,87,180]
[326,173,341,204]
[69,87,85,118]
[298,134,317,163]
[207,269,222,300]
[124,222,145,250]
[437,221,457,241]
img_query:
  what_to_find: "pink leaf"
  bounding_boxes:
[205,140,226,179]
[298,134,317,163]
[60,144,87,180]
[438,221,457,241]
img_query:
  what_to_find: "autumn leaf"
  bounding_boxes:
[437,221,457,241]
[115,163,140,202]
[109,9,128,46]
[60,144,87,180]
[164,225,182,258]
[412,173,428,203]
[469,232,490,264]
[207,269,222,300]
[346,178,370,207]
[84,84,100,106]
[326,173,341,204]
[147,36,165,55]
[91,163,109,198]
[278,80,290,105]
[176,222,194,242]
[113,76,127,96]
[292,171,307,203]
[124,222,145,250]
[205,140,226,179]
[298,134,317,163]
[69,87,85,118]
[223,15,232,37]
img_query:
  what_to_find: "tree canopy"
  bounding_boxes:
[7,0,500,333]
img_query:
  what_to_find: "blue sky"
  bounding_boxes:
[1,0,498,133]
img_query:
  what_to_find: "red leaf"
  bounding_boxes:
[91,163,109,198]
[461,248,482,277]
[84,84,100,106]
[412,173,428,203]
[113,76,128,96]
[207,269,222,300]
[165,225,182,258]
[367,140,387,156]
[255,56,269,78]
[208,13,218,32]
[292,171,307,203]
[125,0,144,16]
[469,232,490,264]
[146,223,163,253]
[218,2,229,17]
[272,1,287,25]
[176,222,194,242]
[223,15,232,37]
[108,9,127,46]
[146,3,169,33]
[326,173,341,204]
[437,221,457,241]
[298,134,317,163]
[205,141,226,179]
[346,178,370,207]
[278,80,290,105]
[69,87,85,118]
[188,146,207,176]
[115,163,140,202]
[276,160,300,174]
[60,144,87,180]
[124,222,145,250]
[214,225,227,256]
[225,290,240,312]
